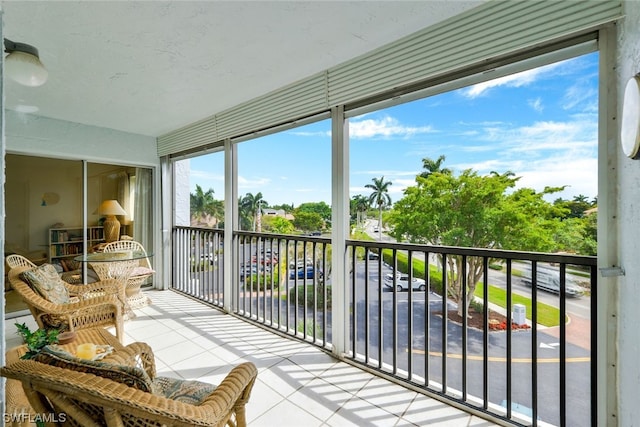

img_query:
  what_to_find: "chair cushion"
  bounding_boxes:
[35,345,154,392]
[37,346,215,405]
[21,264,71,305]
[131,266,155,277]
[152,376,216,405]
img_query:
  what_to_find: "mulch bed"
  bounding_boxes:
[437,306,530,331]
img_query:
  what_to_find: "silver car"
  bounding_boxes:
[522,275,584,297]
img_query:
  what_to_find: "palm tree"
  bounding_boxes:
[365,176,392,239]
[190,185,216,226]
[351,195,370,228]
[419,155,451,179]
[240,192,266,231]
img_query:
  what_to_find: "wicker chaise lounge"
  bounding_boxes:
[1,341,258,427]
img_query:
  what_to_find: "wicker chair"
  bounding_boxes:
[1,342,258,427]
[5,254,38,269]
[8,266,125,343]
[103,240,154,308]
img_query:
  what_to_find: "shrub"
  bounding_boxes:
[242,273,280,291]
[289,283,331,309]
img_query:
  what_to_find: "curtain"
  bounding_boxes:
[116,172,131,224]
[133,168,152,250]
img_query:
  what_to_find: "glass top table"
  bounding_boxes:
[74,251,153,319]
[74,250,151,263]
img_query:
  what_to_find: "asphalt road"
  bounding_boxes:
[352,258,591,427]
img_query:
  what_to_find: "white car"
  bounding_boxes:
[384,274,427,292]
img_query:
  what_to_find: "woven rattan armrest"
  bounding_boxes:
[101,341,156,379]
[65,278,123,300]
[1,359,258,427]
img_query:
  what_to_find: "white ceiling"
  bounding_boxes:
[1,1,482,138]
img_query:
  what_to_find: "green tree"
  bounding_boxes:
[419,155,451,179]
[271,203,295,213]
[293,211,324,233]
[365,176,392,239]
[389,169,563,316]
[351,195,370,228]
[296,201,332,223]
[240,192,266,231]
[263,216,295,234]
[190,185,217,226]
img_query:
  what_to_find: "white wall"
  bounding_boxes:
[615,2,640,424]
[174,159,191,226]
[5,110,158,166]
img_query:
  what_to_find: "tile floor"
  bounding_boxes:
[4,289,501,427]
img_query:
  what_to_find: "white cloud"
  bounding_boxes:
[528,97,543,112]
[462,62,563,98]
[237,176,271,189]
[517,156,597,200]
[349,116,434,139]
[289,130,331,137]
[563,80,597,111]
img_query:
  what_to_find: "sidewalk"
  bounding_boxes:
[541,314,591,351]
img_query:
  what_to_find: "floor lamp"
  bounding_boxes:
[98,200,127,243]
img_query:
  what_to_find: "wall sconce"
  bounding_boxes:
[621,74,640,159]
[97,200,127,243]
[4,38,48,87]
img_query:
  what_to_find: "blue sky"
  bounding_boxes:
[189,51,598,207]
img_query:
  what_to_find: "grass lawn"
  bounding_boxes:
[474,283,562,327]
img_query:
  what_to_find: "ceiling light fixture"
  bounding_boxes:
[4,38,48,87]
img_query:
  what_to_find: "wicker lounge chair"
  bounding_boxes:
[1,341,258,427]
[8,266,125,343]
[103,240,154,308]
[5,254,38,270]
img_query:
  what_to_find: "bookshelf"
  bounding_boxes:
[48,226,105,262]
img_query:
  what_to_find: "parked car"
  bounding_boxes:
[239,265,258,280]
[384,273,427,292]
[373,226,379,232]
[289,267,322,279]
[367,251,379,260]
[521,274,584,297]
[199,253,217,264]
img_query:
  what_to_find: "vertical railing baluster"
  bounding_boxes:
[392,248,398,376]
[378,245,383,369]
[461,255,468,401]
[425,250,431,388]
[506,259,513,420]
[351,246,357,358]
[442,253,448,394]
[364,247,370,363]
[559,263,567,427]
[590,264,597,426]
[407,250,414,381]
[482,256,489,410]
[531,261,538,426]
[322,242,327,347]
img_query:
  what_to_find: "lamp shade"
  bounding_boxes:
[98,200,127,216]
[4,39,48,87]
